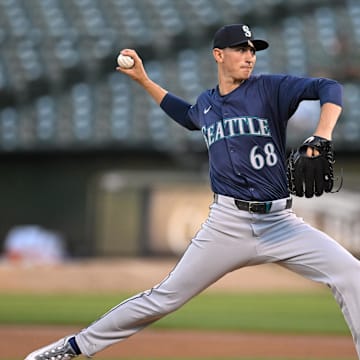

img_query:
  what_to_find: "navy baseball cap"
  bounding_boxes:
[213,24,269,51]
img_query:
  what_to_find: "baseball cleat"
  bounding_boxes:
[24,335,79,360]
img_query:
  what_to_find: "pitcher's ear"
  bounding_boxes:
[213,48,223,63]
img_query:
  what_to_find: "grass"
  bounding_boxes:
[0,290,350,335]
[157,291,349,334]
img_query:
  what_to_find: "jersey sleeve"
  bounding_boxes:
[160,92,199,130]
[269,75,343,119]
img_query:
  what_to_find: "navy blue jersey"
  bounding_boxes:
[161,74,343,201]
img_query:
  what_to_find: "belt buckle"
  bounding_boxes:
[249,201,272,214]
[248,202,261,213]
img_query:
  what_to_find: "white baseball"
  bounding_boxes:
[117,54,135,69]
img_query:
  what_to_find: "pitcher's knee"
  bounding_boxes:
[331,259,360,290]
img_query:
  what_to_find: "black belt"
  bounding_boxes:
[234,198,292,214]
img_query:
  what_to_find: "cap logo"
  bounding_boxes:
[242,25,252,38]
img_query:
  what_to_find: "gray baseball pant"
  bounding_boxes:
[76,194,360,358]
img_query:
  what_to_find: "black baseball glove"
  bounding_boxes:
[287,136,341,198]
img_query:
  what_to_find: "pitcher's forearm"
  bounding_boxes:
[313,102,342,140]
[137,77,168,105]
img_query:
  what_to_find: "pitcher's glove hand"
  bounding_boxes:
[287,136,340,198]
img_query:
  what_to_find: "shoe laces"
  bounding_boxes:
[35,341,77,360]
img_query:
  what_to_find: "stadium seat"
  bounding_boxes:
[0,107,18,150]
[0,0,358,151]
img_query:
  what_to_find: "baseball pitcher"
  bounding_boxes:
[25,24,360,360]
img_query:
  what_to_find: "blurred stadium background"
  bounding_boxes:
[0,0,360,262]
